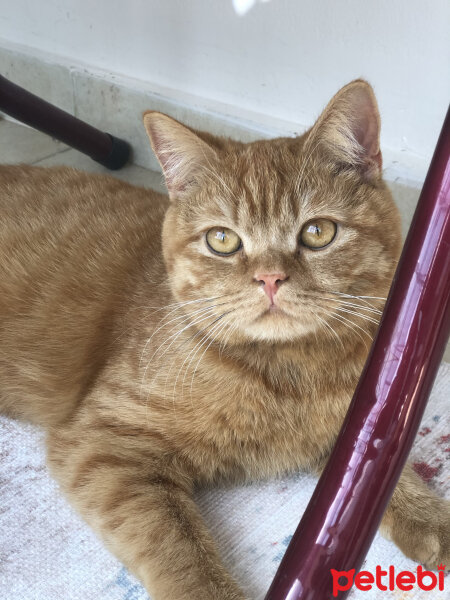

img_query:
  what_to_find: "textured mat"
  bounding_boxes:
[1,363,449,599]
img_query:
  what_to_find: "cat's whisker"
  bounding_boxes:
[113,300,198,346]
[132,294,230,321]
[176,324,223,408]
[149,311,222,420]
[330,299,383,315]
[139,304,218,371]
[172,312,234,407]
[166,302,243,379]
[309,308,345,350]
[325,308,374,339]
[219,320,239,358]
[132,296,221,313]
[182,313,235,392]
[148,295,232,329]
[147,305,238,409]
[292,290,384,315]
[329,290,387,311]
[327,312,371,349]
[157,299,236,335]
[168,338,204,410]
[334,306,381,326]
[218,322,232,358]
[311,303,372,349]
[188,317,232,402]
[332,291,387,301]
[165,317,222,408]
[143,308,219,372]
[172,331,211,406]
[308,296,383,316]
[302,293,384,315]
[114,295,228,350]
[138,292,245,372]
[140,308,221,397]
[281,297,344,349]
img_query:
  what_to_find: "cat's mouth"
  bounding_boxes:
[268,304,285,313]
[258,304,290,319]
[240,299,316,341]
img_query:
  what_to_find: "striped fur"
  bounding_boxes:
[0,80,448,599]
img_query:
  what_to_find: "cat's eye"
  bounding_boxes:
[206,227,242,255]
[300,218,337,249]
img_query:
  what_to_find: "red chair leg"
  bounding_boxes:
[0,74,130,170]
[265,106,450,600]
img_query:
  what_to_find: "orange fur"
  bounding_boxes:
[0,80,448,599]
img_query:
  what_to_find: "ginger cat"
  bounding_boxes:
[0,80,448,600]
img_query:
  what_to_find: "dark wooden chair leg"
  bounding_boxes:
[265,106,450,600]
[0,74,130,170]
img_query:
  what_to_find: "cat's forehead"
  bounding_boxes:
[223,146,302,218]
[233,180,304,250]
[206,146,339,240]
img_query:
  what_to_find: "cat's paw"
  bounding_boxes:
[389,499,450,570]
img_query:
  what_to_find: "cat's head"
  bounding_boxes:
[143,80,401,346]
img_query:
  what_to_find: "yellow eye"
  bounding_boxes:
[206,227,242,255]
[300,218,337,249]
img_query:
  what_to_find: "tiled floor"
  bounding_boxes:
[1,116,448,361]
[0,118,167,194]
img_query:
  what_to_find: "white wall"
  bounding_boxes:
[1,0,449,183]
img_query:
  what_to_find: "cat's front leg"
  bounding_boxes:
[381,463,450,569]
[46,432,246,600]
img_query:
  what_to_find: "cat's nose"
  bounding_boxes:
[254,272,288,304]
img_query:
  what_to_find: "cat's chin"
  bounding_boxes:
[241,308,315,343]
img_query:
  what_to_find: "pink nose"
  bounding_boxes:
[254,272,288,304]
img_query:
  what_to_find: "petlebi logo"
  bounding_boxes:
[330,564,446,596]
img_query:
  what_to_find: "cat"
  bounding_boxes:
[0,79,448,600]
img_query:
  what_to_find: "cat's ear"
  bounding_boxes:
[143,111,217,199]
[305,80,382,180]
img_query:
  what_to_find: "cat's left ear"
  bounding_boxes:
[306,79,382,180]
[143,111,217,199]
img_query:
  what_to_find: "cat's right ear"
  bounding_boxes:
[143,111,217,200]
[304,80,382,180]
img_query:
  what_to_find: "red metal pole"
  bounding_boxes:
[265,106,450,600]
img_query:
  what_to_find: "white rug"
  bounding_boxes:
[1,363,449,600]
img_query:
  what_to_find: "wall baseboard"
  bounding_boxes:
[0,38,425,187]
